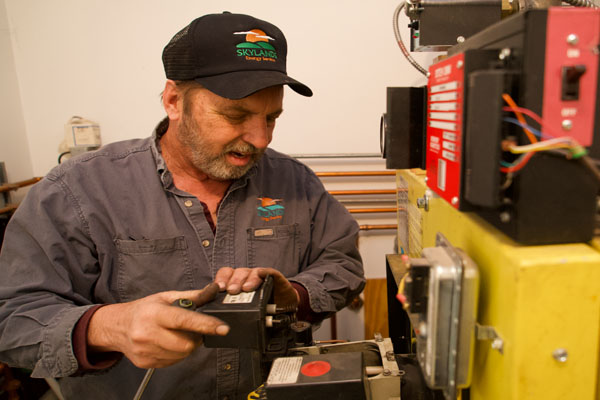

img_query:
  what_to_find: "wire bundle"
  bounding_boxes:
[500,93,589,173]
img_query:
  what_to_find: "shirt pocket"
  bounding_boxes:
[114,236,195,302]
[246,224,299,274]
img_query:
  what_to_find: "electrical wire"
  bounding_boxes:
[393,2,429,77]
[502,94,538,143]
[502,118,547,140]
[501,106,562,138]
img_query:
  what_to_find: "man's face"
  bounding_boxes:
[177,85,284,180]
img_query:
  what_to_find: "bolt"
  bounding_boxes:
[566,34,579,45]
[451,197,459,205]
[383,369,391,376]
[457,36,465,43]
[424,176,428,183]
[562,119,573,131]
[499,48,511,60]
[499,211,511,223]
[457,60,464,69]
[386,351,395,361]
[491,338,504,353]
[552,348,568,362]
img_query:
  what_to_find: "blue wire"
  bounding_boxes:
[502,117,551,139]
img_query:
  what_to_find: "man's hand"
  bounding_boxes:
[87,283,229,369]
[214,267,299,310]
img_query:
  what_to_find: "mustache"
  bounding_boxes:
[224,141,261,155]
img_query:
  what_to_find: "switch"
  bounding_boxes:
[561,65,586,101]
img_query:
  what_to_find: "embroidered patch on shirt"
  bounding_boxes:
[254,228,274,237]
[257,197,284,222]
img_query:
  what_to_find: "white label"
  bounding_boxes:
[430,136,440,143]
[442,150,456,162]
[561,107,577,117]
[430,92,458,102]
[437,159,446,191]
[567,48,580,59]
[442,141,456,151]
[267,357,303,385]
[430,120,457,131]
[429,112,457,121]
[223,291,255,304]
[430,81,459,93]
[430,102,457,111]
[430,142,441,151]
[442,131,457,141]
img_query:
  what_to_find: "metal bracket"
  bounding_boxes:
[475,323,504,354]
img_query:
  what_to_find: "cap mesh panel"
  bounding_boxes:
[162,25,197,80]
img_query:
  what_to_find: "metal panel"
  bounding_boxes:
[398,169,600,400]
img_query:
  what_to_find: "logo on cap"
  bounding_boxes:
[234,30,277,62]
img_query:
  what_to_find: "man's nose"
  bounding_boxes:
[241,117,272,150]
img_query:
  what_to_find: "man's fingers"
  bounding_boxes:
[241,269,265,291]
[158,307,229,336]
[214,267,234,290]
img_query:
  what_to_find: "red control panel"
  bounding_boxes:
[425,53,465,209]
[543,8,599,146]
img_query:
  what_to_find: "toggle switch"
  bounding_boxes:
[561,65,586,101]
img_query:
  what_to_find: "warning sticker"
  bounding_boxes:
[222,291,255,304]
[266,357,303,385]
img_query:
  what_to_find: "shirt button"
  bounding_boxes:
[202,240,211,248]
[223,363,232,370]
[184,200,193,207]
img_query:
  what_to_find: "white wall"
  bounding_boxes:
[4,0,434,177]
[0,0,32,188]
[3,0,437,340]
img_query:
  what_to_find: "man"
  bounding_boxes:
[0,12,364,400]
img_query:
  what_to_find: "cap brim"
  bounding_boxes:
[195,70,313,100]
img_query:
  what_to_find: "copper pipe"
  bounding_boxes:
[348,207,398,214]
[316,171,395,177]
[0,204,18,215]
[329,189,396,196]
[0,177,42,194]
[359,224,397,231]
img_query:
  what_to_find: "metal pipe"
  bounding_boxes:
[0,204,18,215]
[290,153,382,159]
[0,177,42,194]
[359,224,398,231]
[329,189,396,196]
[348,208,399,214]
[316,171,395,177]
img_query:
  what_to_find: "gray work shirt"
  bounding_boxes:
[0,134,364,400]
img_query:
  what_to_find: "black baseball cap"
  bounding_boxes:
[162,12,313,99]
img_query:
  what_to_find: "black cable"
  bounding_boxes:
[58,151,70,164]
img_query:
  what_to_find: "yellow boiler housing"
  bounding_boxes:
[397,169,600,400]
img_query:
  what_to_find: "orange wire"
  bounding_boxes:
[502,93,538,143]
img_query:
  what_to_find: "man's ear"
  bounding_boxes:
[163,80,182,121]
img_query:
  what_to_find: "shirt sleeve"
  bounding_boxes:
[0,176,102,378]
[288,169,366,317]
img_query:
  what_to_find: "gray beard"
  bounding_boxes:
[177,112,265,181]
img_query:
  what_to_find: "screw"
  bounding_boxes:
[451,197,459,205]
[562,119,573,131]
[491,338,504,353]
[457,36,465,43]
[552,348,568,362]
[566,34,579,45]
[457,60,464,69]
[383,369,391,376]
[499,48,511,60]
[499,211,511,223]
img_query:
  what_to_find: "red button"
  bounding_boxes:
[301,361,331,377]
